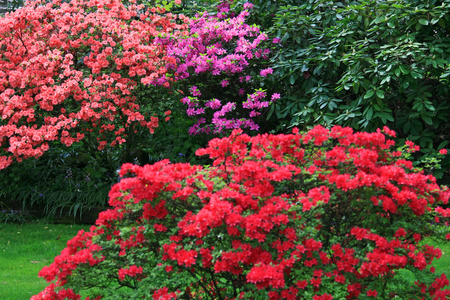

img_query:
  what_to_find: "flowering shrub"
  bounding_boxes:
[0,0,187,169]
[33,125,450,299]
[167,1,279,135]
[0,0,279,172]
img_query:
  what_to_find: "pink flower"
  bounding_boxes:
[243,2,253,9]
[271,93,280,101]
[439,149,447,155]
[260,68,273,77]
[221,79,229,87]
[189,86,202,96]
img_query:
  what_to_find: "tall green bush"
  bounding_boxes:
[243,0,450,178]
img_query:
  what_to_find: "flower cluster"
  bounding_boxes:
[0,0,187,169]
[33,126,450,299]
[165,1,278,135]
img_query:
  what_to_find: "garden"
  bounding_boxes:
[0,0,450,299]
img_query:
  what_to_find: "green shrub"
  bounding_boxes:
[243,0,450,178]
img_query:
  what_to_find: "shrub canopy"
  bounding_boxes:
[245,0,450,176]
[33,125,450,299]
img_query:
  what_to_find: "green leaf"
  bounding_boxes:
[421,115,433,126]
[418,19,429,26]
[437,140,448,150]
[403,121,411,133]
[380,76,391,85]
[290,74,295,85]
[365,107,373,120]
[412,102,423,111]
[376,90,385,99]
[411,71,422,79]
[364,90,374,99]
[399,65,409,74]
[424,102,435,112]
[266,104,275,120]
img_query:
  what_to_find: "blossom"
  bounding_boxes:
[118,265,143,281]
[243,2,253,9]
[0,0,190,169]
[260,68,273,77]
[246,264,285,289]
[271,93,281,100]
[189,86,202,96]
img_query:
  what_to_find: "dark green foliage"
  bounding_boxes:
[246,0,450,178]
[0,208,28,224]
[0,146,114,219]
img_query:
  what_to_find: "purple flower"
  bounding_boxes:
[181,97,190,105]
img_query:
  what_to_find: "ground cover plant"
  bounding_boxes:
[32,125,450,299]
[0,222,90,299]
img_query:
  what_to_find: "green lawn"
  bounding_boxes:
[0,222,90,299]
[424,237,450,281]
[0,222,449,299]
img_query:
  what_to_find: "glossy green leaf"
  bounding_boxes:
[418,19,429,25]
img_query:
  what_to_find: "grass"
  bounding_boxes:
[0,222,90,299]
[425,237,450,281]
[0,222,449,299]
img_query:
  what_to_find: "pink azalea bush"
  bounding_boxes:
[166,1,279,135]
[32,126,450,299]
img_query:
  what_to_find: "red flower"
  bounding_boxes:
[118,265,143,281]
[296,280,308,289]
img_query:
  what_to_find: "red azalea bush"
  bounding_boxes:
[33,125,450,299]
